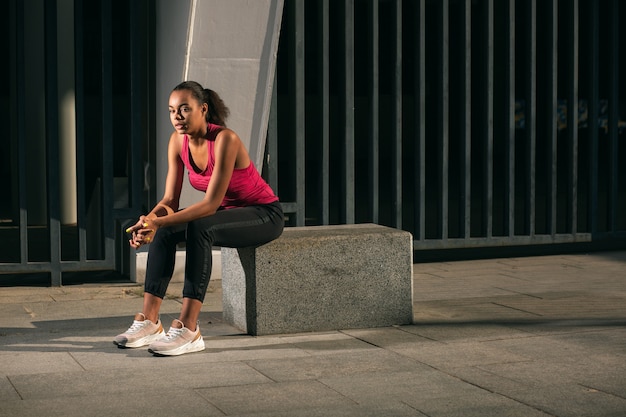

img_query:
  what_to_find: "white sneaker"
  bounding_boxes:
[114,313,165,348]
[147,319,205,356]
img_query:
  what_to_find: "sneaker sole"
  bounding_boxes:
[114,331,165,349]
[148,337,205,356]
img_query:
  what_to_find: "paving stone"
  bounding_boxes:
[342,326,440,347]
[196,380,355,415]
[403,389,552,417]
[246,349,429,382]
[498,383,626,417]
[399,342,530,371]
[0,352,84,377]
[320,369,479,404]
[399,323,531,342]
[452,361,626,416]
[8,361,271,400]
[0,389,223,417]
[228,403,427,417]
[414,298,544,323]
[276,331,381,355]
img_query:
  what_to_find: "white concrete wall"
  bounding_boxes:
[142,0,283,282]
[156,0,283,209]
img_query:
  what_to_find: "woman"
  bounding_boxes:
[114,81,283,356]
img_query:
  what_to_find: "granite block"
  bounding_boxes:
[221,224,413,335]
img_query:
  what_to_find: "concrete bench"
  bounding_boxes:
[221,223,414,335]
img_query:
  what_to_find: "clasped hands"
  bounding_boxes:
[126,216,159,249]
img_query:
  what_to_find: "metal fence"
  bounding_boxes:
[267,0,626,253]
[1,0,154,285]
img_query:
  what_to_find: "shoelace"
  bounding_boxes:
[163,327,184,341]
[126,320,147,334]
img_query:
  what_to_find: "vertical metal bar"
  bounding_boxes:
[587,0,599,234]
[320,0,330,225]
[505,0,516,237]
[438,0,449,239]
[75,0,87,262]
[547,0,558,236]
[294,0,305,226]
[461,0,471,239]
[101,0,115,259]
[45,0,62,285]
[608,0,618,233]
[483,0,494,238]
[414,0,425,241]
[343,0,355,224]
[525,0,537,236]
[146,4,157,211]
[367,0,379,224]
[130,0,144,214]
[392,0,402,228]
[566,0,578,234]
[12,0,29,264]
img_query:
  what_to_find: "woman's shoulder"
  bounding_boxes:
[214,127,240,145]
[214,128,250,168]
[169,130,185,144]
[168,131,185,154]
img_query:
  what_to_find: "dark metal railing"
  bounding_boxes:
[1,0,154,285]
[267,0,626,252]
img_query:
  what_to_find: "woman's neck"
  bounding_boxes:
[188,125,208,143]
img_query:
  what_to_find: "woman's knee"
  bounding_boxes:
[148,226,184,254]
[186,218,216,246]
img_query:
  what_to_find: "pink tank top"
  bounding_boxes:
[180,123,278,209]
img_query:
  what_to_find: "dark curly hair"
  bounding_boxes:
[172,80,230,127]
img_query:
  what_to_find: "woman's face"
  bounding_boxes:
[169,89,207,135]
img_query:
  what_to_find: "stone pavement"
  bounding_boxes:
[0,250,625,417]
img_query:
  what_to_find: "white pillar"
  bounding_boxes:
[185,0,283,169]
[156,0,283,209]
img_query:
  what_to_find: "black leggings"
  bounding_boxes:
[144,201,283,302]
